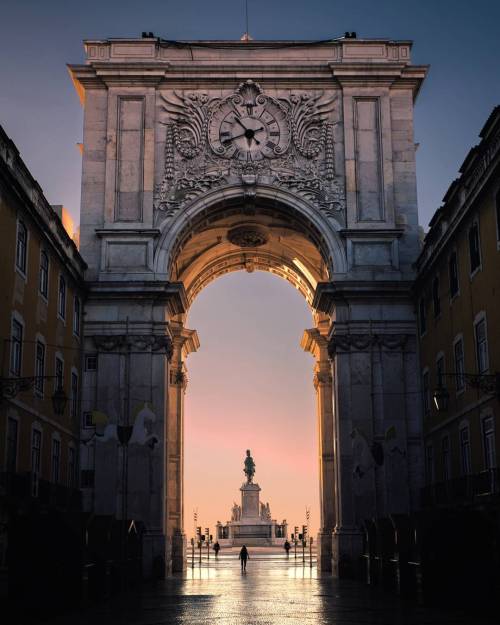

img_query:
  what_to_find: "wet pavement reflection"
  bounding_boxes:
[51,552,496,624]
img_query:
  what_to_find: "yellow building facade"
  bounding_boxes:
[0,125,86,580]
[415,107,500,496]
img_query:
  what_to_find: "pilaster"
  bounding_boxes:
[166,321,199,572]
[301,323,335,572]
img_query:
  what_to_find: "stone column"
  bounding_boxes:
[301,326,336,572]
[165,321,199,573]
[327,325,421,578]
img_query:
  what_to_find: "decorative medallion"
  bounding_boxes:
[227,225,268,248]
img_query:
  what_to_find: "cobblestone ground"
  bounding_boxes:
[51,551,495,625]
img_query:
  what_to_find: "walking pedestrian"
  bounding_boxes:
[239,545,249,571]
[213,541,220,557]
[284,540,291,557]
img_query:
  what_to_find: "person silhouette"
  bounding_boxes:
[239,545,249,571]
[284,540,291,557]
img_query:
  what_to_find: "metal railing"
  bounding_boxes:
[421,468,500,506]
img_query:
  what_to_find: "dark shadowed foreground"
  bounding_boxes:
[44,552,496,625]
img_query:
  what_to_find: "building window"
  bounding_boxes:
[68,447,77,488]
[422,370,430,415]
[454,338,465,392]
[83,411,94,429]
[51,438,61,483]
[6,417,18,473]
[34,341,46,395]
[85,354,97,371]
[475,317,489,374]
[16,220,28,274]
[55,356,64,390]
[71,372,78,419]
[459,427,472,475]
[442,436,451,481]
[58,275,66,319]
[432,277,441,317]
[73,296,81,336]
[31,428,42,474]
[436,354,445,387]
[81,470,95,488]
[425,445,434,484]
[482,417,496,470]
[468,221,481,273]
[39,251,49,297]
[449,251,459,298]
[419,298,427,335]
[10,318,23,376]
[496,190,500,244]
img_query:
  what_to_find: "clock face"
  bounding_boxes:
[209,99,290,161]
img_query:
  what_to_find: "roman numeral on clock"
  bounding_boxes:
[266,141,276,149]
[270,131,279,137]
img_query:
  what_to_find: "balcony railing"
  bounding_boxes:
[421,468,500,507]
[0,471,81,511]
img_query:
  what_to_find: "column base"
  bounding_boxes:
[170,533,187,573]
[142,529,166,580]
[331,526,364,579]
[316,531,333,572]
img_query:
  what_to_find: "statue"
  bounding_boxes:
[260,502,266,519]
[244,449,256,483]
[231,502,241,521]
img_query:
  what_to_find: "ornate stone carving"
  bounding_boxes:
[227,225,268,248]
[328,333,409,358]
[92,335,173,360]
[155,81,345,221]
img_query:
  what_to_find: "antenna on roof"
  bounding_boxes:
[241,0,253,42]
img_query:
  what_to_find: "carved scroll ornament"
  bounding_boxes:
[155,80,345,221]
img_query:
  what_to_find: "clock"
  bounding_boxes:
[209,97,290,161]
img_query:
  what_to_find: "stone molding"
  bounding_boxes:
[328,333,409,358]
[92,334,173,359]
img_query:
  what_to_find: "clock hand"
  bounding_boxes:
[235,117,249,131]
[221,127,266,145]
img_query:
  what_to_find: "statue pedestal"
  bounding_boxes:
[241,482,261,518]
[217,481,287,547]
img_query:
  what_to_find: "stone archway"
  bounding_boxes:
[160,189,342,571]
[70,36,427,577]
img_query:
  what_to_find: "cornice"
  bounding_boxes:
[85,280,187,315]
[313,280,413,314]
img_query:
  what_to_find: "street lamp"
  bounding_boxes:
[432,372,500,413]
[1,375,68,416]
[432,384,450,412]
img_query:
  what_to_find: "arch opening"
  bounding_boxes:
[165,194,335,310]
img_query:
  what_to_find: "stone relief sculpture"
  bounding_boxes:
[155,80,345,221]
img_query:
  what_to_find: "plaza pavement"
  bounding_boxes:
[48,550,496,625]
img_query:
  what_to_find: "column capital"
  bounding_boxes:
[169,321,200,359]
[300,328,329,358]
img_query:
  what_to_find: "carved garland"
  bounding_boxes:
[328,334,409,358]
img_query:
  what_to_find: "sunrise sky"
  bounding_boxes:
[1,0,500,539]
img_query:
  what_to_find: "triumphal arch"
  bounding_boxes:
[69,36,427,576]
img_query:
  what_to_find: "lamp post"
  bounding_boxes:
[0,375,68,415]
[433,372,500,412]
